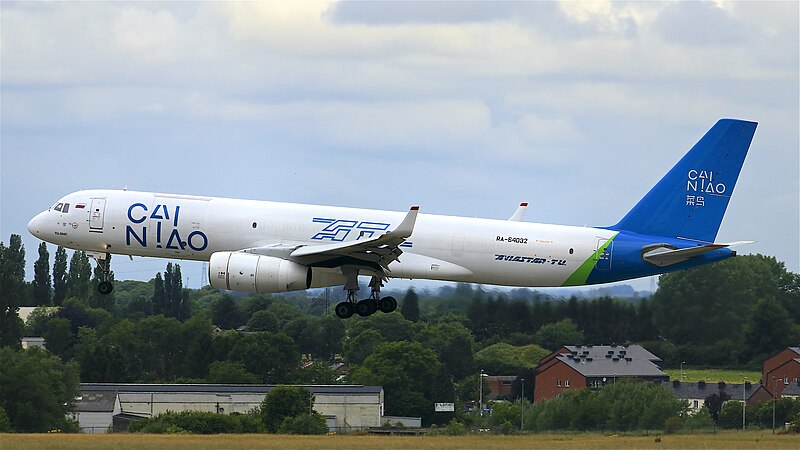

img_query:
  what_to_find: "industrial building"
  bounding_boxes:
[72,383,384,433]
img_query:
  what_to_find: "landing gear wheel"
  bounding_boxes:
[98,281,113,295]
[356,299,377,317]
[335,302,354,319]
[378,296,397,313]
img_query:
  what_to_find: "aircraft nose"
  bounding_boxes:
[27,212,46,238]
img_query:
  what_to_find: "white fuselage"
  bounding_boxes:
[28,189,616,288]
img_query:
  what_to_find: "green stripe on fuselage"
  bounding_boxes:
[562,233,618,287]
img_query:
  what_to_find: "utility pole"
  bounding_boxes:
[742,376,747,430]
[520,378,525,431]
[680,361,685,380]
[772,377,776,434]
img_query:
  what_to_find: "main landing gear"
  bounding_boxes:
[334,272,397,319]
[96,253,113,295]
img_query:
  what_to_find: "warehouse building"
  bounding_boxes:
[72,383,383,433]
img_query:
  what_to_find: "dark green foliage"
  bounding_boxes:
[344,328,384,365]
[0,240,25,348]
[52,247,68,306]
[43,317,73,359]
[0,406,11,432]
[247,310,279,332]
[414,321,475,380]
[474,343,549,375]
[400,288,420,322]
[525,380,686,432]
[206,360,259,384]
[212,295,245,329]
[152,272,166,315]
[751,398,800,429]
[533,318,584,351]
[229,332,299,383]
[347,311,414,343]
[293,362,339,385]
[259,385,315,433]
[717,400,749,429]
[129,410,264,434]
[0,347,80,432]
[653,255,800,366]
[66,251,91,300]
[704,392,731,423]
[32,242,51,306]
[349,341,447,425]
[276,412,328,434]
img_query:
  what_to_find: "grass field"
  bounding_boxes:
[1,431,798,450]
[663,368,762,383]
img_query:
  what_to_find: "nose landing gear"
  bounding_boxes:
[92,252,114,295]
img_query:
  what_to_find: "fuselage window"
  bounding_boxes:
[62,203,70,213]
[54,203,63,212]
[569,248,574,254]
[252,222,257,228]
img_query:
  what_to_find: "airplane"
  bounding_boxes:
[28,119,757,319]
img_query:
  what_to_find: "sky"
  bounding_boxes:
[1,1,798,292]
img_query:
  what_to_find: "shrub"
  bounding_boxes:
[443,419,467,435]
[276,412,328,435]
[128,411,265,434]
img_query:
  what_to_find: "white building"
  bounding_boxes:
[73,383,384,433]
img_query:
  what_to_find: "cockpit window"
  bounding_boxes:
[54,203,63,212]
[62,203,70,213]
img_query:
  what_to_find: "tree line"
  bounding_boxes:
[1,232,799,432]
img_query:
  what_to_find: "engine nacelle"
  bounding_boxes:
[208,252,311,293]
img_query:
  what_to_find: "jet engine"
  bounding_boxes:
[208,252,311,293]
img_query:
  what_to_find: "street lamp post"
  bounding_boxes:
[479,369,485,417]
[681,361,686,381]
[772,377,777,434]
[520,378,525,431]
[742,376,747,430]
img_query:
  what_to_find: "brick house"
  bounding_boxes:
[533,345,668,402]
[485,375,517,400]
[762,346,800,397]
[662,380,772,414]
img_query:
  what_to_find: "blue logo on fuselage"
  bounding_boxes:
[125,203,208,251]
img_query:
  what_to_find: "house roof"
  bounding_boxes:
[554,354,667,378]
[75,390,117,412]
[661,381,765,401]
[782,381,800,397]
[80,383,382,395]
[563,345,662,362]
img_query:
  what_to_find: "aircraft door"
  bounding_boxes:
[89,198,106,232]
[595,239,613,270]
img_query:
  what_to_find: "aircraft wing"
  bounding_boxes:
[642,241,754,267]
[290,206,419,274]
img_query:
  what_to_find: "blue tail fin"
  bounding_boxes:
[611,119,757,242]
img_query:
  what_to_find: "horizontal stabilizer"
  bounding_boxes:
[509,202,528,221]
[642,241,754,267]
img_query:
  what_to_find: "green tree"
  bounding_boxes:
[32,242,51,306]
[474,343,550,375]
[344,329,384,365]
[0,406,11,432]
[152,272,167,316]
[717,400,749,429]
[276,412,328,435]
[0,241,25,348]
[247,310,279,332]
[347,312,414,343]
[400,288,420,322]
[704,392,731,423]
[0,347,80,432]
[745,297,799,363]
[533,319,584,351]
[212,295,245,330]
[6,235,25,283]
[414,321,475,380]
[259,385,315,433]
[136,315,184,380]
[66,251,92,300]
[229,332,299,383]
[652,255,794,356]
[294,362,339,385]
[349,341,444,425]
[43,317,73,359]
[207,361,259,384]
[163,263,191,320]
[52,246,68,306]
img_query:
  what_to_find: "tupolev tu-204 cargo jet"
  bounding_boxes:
[28,119,757,319]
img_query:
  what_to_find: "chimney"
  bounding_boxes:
[673,380,680,388]
[718,381,726,390]
[698,381,706,388]
[745,381,751,389]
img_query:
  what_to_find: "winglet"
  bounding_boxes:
[390,206,419,239]
[509,202,528,221]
